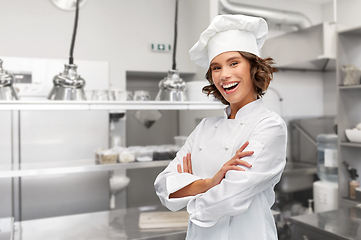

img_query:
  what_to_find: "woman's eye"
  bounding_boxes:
[231,62,238,66]
[212,66,220,71]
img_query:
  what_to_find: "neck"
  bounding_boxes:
[228,96,257,119]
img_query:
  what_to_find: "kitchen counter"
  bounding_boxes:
[11,205,280,240]
[290,207,361,240]
[13,205,187,240]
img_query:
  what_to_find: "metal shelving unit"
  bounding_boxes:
[0,101,223,179]
[337,25,361,207]
[0,100,224,111]
[0,159,171,178]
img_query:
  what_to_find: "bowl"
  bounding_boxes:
[345,129,361,143]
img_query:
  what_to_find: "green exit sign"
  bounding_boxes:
[151,43,172,52]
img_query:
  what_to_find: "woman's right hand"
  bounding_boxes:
[209,141,253,188]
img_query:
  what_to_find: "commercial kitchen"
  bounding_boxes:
[1,0,361,239]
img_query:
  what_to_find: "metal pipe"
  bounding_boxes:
[293,122,317,146]
[219,0,312,29]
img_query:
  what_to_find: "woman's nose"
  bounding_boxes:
[220,68,231,81]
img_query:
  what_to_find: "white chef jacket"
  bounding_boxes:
[154,99,287,240]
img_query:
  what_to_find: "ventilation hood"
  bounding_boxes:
[261,22,337,71]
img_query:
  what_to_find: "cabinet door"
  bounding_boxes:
[291,224,337,240]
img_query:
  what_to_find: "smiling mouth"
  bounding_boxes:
[222,82,239,92]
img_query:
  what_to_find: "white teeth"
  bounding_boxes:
[222,82,238,89]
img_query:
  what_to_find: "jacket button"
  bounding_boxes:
[225,146,229,150]
[240,121,245,125]
[199,146,203,150]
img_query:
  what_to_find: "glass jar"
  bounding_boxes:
[317,134,338,183]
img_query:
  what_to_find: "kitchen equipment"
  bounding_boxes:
[345,128,361,143]
[48,0,87,101]
[0,59,19,100]
[276,162,317,193]
[51,0,87,11]
[48,64,86,100]
[317,134,338,183]
[341,64,361,85]
[155,0,187,102]
[313,180,338,213]
[156,69,186,101]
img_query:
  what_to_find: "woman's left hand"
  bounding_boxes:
[177,153,193,174]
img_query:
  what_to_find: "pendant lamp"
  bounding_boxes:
[156,0,186,101]
[48,0,86,100]
[0,59,19,100]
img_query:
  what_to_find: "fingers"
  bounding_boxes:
[235,159,252,168]
[183,156,189,173]
[237,141,249,152]
[177,164,182,173]
[223,165,245,172]
[187,153,193,174]
[236,150,254,158]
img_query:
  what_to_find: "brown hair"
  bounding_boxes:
[203,51,278,105]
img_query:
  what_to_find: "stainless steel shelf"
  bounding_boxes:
[339,85,361,90]
[340,141,361,148]
[0,159,171,178]
[0,100,224,111]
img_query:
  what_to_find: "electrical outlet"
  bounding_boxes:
[151,43,172,52]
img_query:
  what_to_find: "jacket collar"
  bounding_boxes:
[223,99,264,121]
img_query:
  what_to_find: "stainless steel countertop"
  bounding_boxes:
[290,207,361,240]
[13,205,187,240]
[12,206,280,240]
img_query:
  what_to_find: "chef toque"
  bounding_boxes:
[189,14,268,68]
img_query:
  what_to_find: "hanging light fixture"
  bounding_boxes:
[51,0,87,11]
[0,59,19,100]
[156,0,186,101]
[48,0,86,100]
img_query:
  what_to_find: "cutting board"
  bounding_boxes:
[139,211,189,229]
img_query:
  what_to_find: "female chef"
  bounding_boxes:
[154,14,287,240]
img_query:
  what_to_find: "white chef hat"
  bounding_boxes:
[189,14,268,68]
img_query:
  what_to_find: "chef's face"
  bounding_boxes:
[210,51,257,110]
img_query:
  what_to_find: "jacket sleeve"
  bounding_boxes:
[154,119,205,212]
[186,116,287,227]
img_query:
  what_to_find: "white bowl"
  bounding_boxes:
[345,129,361,143]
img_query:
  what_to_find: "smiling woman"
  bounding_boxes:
[155,14,287,240]
[204,51,277,108]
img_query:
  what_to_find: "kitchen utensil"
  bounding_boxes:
[0,59,19,100]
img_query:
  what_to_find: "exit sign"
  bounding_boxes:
[151,43,172,52]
